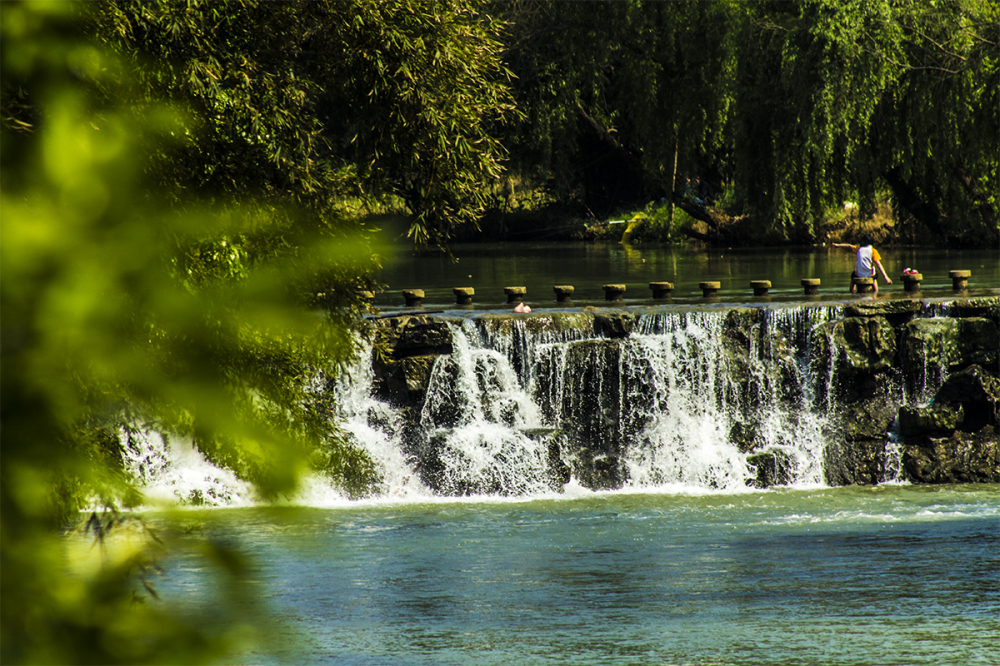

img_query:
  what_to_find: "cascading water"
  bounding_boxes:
[120,426,256,507]
[416,323,554,495]
[124,303,945,505]
[390,307,844,495]
[325,342,430,500]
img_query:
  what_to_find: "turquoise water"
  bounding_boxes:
[158,485,999,665]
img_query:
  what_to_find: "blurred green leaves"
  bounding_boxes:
[2,2,380,662]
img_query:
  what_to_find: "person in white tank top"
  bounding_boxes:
[832,234,893,293]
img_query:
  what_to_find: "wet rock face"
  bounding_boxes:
[824,439,886,486]
[898,403,965,438]
[845,299,921,327]
[904,364,999,434]
[812,317,897,380]
[949,296,1000,326]
[899,318,999,383]
[902,427,1000,484]
[822,389,899,486]
[898,364,1000,483]
[591,310,636,339]
[809,300,1000,486]
[811,316,899,418]
[555,338,624,489]
[746,450,793,488]
[365,297,1000,491]
[371,316,453,407]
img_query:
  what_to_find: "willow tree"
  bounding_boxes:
[728,0,998,245]
[858,0,999,246]
[94,0,517,249]
[496,0,997,246]
[496,0,733,217]
[725,0,899,241]
[308,0,520,247]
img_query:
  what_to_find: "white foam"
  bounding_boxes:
[124,307,931,508]
[121,427,257,508]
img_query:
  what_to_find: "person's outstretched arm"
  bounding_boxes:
[875,259,892,284]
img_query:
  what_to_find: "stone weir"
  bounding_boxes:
[363,297,999,494]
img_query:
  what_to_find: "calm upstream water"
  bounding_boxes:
[374,243,999,309]
[155,485,999,666]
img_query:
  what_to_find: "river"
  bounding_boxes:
[373,243,999,309]
[155,485,999,665]
[130,242,999,664]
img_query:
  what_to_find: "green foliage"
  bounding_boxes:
[496,1,735,205]
[316,0,521,247]
[647,203,697,244]
[1,2,379,662]
[613,202,694,244]
[496,0,997,245]
[92,0,519,250]
[86,0,995,247]
[857,0,999,243]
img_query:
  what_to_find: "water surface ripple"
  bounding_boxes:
[158,485,999,665]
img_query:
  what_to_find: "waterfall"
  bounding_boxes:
[120,426,257,507]
[401,307,840,494]
[327,340,430,500]
[416,323,554,496]
[127,302,969,505]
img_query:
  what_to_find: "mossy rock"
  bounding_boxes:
[375,315,453,353]
[845,299,922,318]
[593,311,636,339]
[824,439,887,486]
[932,364,1000,431]
[934,364,1000,406]
[721,308,761,348]
[902,426,1000,484]
[372,354,442,408]
[746,449,793,488]
[729,421,760,453]
[838,398,899,442]
[899,318,999,381]
[811,316,897,376]
[478,311,596,338]
[898,403,965,438]
[948,296,1000,325]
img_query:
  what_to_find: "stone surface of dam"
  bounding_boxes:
[354,296,998,496]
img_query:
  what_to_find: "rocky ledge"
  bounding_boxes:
[367,297,999,488]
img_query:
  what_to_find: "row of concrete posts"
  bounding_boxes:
[388,270,973,306]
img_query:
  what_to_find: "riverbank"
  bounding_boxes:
[459,200,1000,249]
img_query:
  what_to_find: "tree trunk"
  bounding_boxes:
[668,126,679,227]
